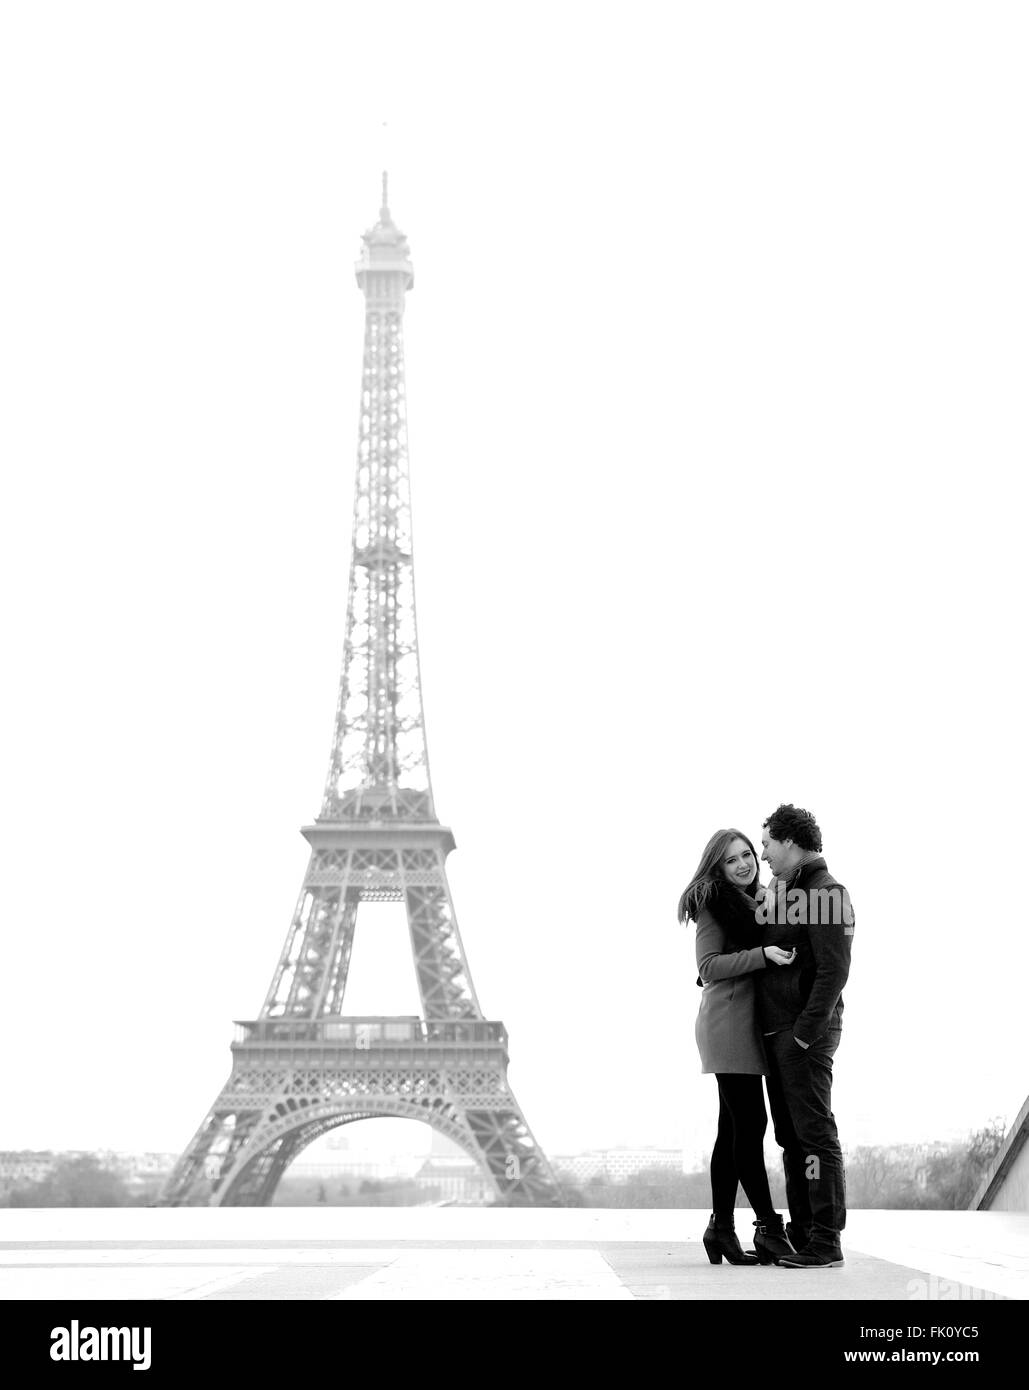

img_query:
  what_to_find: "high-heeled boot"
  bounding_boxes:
[702,1214,758,1265]
[753,1213,794,1265]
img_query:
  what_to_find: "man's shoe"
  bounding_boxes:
[777,1241,845,1269]
[785,1221,810,1253]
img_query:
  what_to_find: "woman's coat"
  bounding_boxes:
[694,905,768,1075]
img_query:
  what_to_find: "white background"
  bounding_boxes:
[1,1,1026,1169]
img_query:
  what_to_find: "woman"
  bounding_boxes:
[678,828,795,1266]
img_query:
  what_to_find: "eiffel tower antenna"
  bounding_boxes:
[158,184,561,1207]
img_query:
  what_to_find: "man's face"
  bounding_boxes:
[761,829,797,877]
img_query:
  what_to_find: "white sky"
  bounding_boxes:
[1,2,1026,1169]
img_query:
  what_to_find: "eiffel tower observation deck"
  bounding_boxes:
[158,180,562,1207]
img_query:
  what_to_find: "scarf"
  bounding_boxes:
[705,875,765,950]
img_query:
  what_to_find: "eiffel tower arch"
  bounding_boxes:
[158,180,562,1208]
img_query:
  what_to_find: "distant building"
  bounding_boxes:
[414,1156,491,1205]
[971,1095,1029,1212]
[0,1150,179,1194]
[0,1151,56,1188]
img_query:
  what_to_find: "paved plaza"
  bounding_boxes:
[0,1207,1025,1301]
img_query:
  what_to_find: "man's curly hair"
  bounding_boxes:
[763,803,823,853]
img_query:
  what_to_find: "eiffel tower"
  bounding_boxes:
[158,179,562,1207]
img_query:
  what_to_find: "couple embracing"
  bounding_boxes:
[677,803,854,1270]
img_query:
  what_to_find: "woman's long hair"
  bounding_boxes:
[677,827,762,924]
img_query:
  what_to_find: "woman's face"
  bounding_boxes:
[722,837,757,887]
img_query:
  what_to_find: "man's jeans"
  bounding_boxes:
[764,1024,846,1240]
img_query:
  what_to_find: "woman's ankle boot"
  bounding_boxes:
[753,1213,794,1265]
[703,1214,758,1265]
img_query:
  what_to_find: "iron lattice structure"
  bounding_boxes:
[158,181,561,1207]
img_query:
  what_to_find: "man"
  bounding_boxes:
[755,803,854,1269]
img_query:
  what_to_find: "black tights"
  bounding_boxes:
[711,1073,775,1222]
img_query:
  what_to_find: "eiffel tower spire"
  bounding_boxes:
[157,184,562,1208]
[321,171,431,823]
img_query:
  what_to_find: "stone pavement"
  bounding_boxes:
[0,1207,1025,1301]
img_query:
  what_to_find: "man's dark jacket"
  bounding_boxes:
[755,856,854,1044]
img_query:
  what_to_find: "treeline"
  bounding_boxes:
[554,1120,1007,1211]
[0,1159,442,1208]
[1,1154,161,1207]
[0,1121,1007,1209]
[842,1120,1007,1210]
